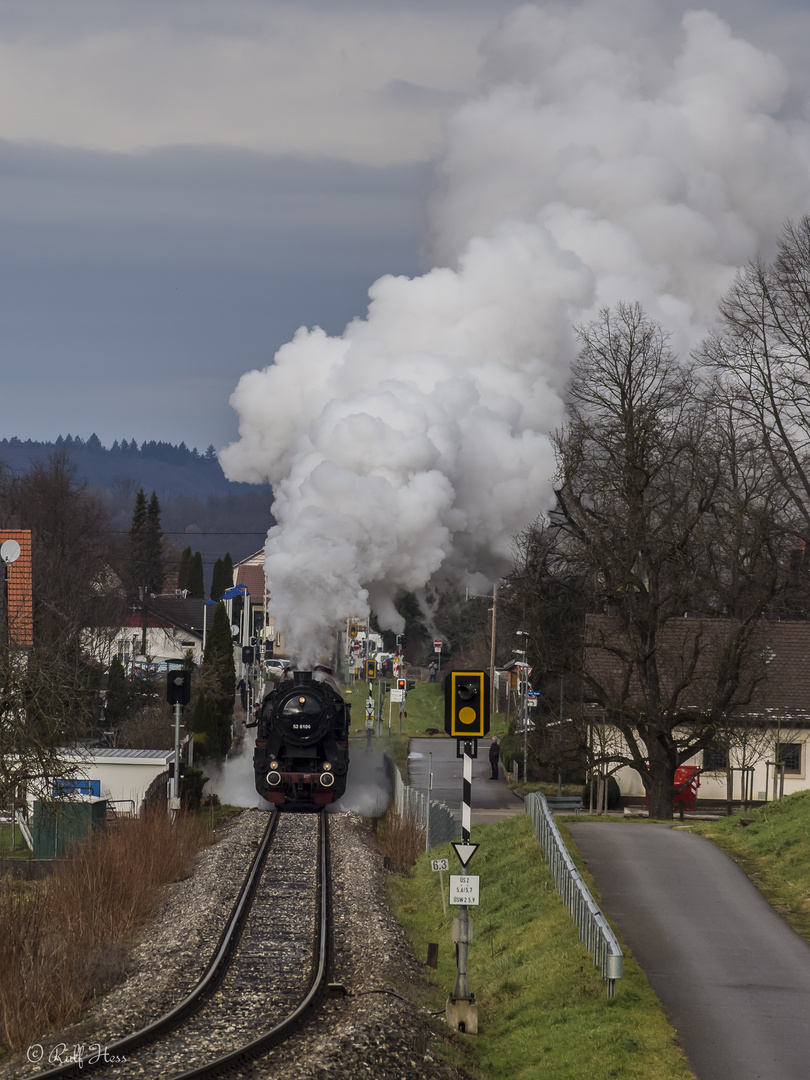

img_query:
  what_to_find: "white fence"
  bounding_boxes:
[525,791,623,997]
[384,755,459,848]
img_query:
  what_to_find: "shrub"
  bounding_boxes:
[0,808,207,1052]
[373,807,425,873]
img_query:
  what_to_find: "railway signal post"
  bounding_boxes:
[166,669,191,815]
[444,670,490,1034]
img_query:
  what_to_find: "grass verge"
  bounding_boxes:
[388,814,694,1080]
[689,789,810,945]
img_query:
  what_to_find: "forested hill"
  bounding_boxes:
[0,435,252,499]
[0,435,274,575]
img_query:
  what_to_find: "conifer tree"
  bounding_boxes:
[193,601,235,757]
[186,551,205,598]
[129,488,164,595]
[210,557,227,601]
[104,656,130,727]
[177,546,192,592]
[130,487,147,535]
[145,491,164,593]
[211,553,236,601]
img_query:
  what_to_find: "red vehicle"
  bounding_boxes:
[645,765,701,815]
[673,766,700,812]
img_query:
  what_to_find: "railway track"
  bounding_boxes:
[33,811,331,1080]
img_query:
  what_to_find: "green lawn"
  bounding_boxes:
[690,789,810,944]
[0,823,32,859]
[389,814,694,1080]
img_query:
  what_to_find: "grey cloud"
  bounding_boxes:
[0,143,427,447]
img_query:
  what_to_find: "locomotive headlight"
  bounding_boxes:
[320,772,335,787]
[266,770,282,787]
[269,760,279,770]
[323,762,332,771]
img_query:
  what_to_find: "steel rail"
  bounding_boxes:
[32,811,281,1080]
[170,810,331,1080]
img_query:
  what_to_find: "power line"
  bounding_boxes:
[111,530,268,536]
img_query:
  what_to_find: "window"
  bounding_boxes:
[703,743,728,772]
[776,742,802,774]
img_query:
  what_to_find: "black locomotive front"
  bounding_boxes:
[253,668,350,811]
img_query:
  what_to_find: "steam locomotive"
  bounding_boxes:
[253,668,351,811]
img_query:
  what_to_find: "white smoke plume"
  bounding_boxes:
[220,1,810,661]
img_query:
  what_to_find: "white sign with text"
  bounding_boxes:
[449,874,480,906]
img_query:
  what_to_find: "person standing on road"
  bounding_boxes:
[489,736,500,779]
[237,676,247,712]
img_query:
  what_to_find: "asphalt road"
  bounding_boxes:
[568,823,810,1080]
[407,736,523,822]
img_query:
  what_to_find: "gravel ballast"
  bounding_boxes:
[1,811,473,1080]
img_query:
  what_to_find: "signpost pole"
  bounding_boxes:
[455,745,473,998]
[443,670,488,1035]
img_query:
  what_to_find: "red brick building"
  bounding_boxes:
[0,529,33,647]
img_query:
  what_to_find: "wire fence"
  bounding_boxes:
[384,755,459,848]
[525,791,624,997]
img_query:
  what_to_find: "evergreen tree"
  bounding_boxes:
[178,546,192,592]
[129,488,164,595]
[193,601,235,757]
[104,656,130,727]
[223,551,234,589]
[130,487,147,536]
[210,556,231,600]
[145,491,164,593]
[186,550,205,598]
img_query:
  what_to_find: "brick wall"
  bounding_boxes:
[0,529,33,646]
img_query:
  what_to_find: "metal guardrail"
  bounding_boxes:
[525,792,623,997]
[384,755,459,848]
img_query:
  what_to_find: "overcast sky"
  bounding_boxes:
[1,0,809,452]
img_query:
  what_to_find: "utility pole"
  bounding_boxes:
[489,581,498,714]
[515,631,529,782]
[464,582,500,714]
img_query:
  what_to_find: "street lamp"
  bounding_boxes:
[515,631,530,782]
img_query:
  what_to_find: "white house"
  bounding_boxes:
[29,747,175,817]
[85,597,205,673]
[585,615,810,806]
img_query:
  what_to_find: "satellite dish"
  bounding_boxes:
[0,540,21,564]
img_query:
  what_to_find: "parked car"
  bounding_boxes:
[265,658,292,674]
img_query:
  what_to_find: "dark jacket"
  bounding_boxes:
[489,739,500,764]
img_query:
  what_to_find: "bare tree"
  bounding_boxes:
[0,451,122,802]
[700,216,810,530]
[550,303,792,818]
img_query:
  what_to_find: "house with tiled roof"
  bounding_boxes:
[585,614,810,805]
[85,597,205,674]
[231,549,287,657]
